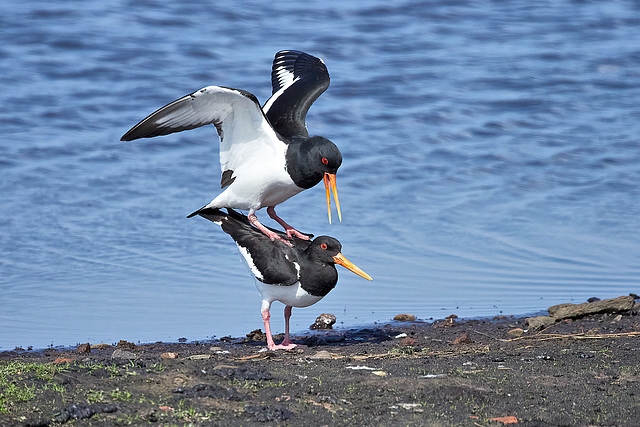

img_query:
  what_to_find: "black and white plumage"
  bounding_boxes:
[198,208,372,351]
[120,50,342,243]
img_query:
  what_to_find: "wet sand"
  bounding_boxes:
[1,297,639,426]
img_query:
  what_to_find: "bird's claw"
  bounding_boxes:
[268,342,305,351]
[286,229,311,241]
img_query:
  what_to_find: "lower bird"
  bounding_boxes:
[198,208,372,350]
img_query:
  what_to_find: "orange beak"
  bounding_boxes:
[332,252,373,281]
[323,173,341,224]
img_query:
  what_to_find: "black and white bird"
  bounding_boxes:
[198,208,372,351]
[120,50,342,244]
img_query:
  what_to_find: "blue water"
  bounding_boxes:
[2,0,639,350]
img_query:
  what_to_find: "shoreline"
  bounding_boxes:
[1,295,639,426]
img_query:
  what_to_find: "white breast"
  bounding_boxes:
[209,141,303,210]
[255,281,324,308]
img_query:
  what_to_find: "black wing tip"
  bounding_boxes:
[187,205,210,218]
[119,126,152,142]
[274,50,316,61]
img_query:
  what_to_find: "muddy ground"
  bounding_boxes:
[1,301,640,426]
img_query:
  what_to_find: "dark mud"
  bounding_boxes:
[2,303,640,426]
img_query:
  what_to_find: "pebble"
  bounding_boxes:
[116,340,137,350]
[310,313,337,330]
[161,352,178,359]
[400,337,417,346]
[452,332,472,344]
[310,350,332,360]
[76,343,91,353]
[526,315,556,331]
[393,313,416,322]
[507,328,525,337]
[111,349,137,360]
[91,343,112,350]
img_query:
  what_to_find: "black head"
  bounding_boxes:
[286,136,342,189]
[306,236,342,263]
[312,136,342,176]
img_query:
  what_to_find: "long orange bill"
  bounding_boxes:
[333,253,373,281]
[323,173,342,224]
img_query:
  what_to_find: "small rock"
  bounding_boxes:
[246,329,267,342]
[372,371,387,376]
[507,328,525,337]
[91,343,112,350]
[526,315,556,331]
[76,343,91,353]
[53,358,75,364]
[116,340,137,350]
[310,313,337,330]
[161,352,178,359]
[111,349,137,360]
[452,332,472,344]
[178,337,188,343]
[400,337,417,346]
[587,297,601,303]
[310,350,332,359]
[394,333,408,339]
[548,295,635,320]
[393,313,416,322]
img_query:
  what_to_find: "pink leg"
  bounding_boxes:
[261,308,278,350]
[280,306,306,348]
[267,207,311,240]
[261,306,297,351]
[248,210,292,247]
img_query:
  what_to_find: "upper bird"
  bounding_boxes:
[197,207,372,351]
[120,50,342,243]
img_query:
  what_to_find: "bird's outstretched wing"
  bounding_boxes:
[120,86,282,183]
[262,50,330,139]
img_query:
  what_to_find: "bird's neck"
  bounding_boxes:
[285,140,323,189]
[299,262,338,297]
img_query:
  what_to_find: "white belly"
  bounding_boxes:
[255,281,324,308]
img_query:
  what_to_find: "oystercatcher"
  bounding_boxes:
[120,50,341,243]
[198,208,372,351]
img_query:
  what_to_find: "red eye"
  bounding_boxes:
[321,157,329,165]
[321,243,328,250]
